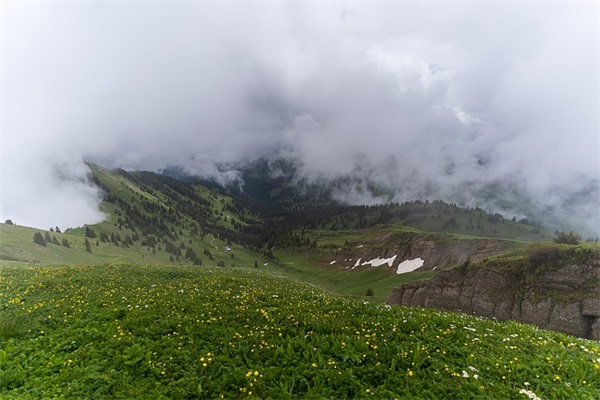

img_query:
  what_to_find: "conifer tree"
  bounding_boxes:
[85,227,97,238]
[33,232,46,246]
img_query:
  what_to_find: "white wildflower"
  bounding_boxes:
[519,389,542,400]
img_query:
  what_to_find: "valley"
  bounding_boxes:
[1,164,599,398]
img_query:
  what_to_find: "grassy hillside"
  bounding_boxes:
[1,163,556,302]
[266,249,434,303]
[1,264,598,399]
[288,201,552,241]
[0,223,166,266]
[0,164,268,268]
[2,165,598,398]
[0,222,258,270]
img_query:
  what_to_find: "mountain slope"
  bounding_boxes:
[0,163,554,301]
[0,164,266,269]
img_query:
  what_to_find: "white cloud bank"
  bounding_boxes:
[1,2,598,234]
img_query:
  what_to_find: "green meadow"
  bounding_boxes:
[1,264,599,399]
[267,250,434,303]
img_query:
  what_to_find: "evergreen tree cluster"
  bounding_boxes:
[33,231,68,247]
[88,166,554,261]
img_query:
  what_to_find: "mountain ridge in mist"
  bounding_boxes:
[159,157,594,238]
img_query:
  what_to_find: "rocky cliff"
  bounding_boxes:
[388,244,600,340]
[327,231,514,271]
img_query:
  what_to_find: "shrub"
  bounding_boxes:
[554,231,580,245]
[527,243,563,267]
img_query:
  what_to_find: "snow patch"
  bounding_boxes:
[352,258,362,269]
[330,260,337,265]
[396,258,425,274]
[361,255,397,268]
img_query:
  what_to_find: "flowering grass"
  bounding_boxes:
[1,264,599,399]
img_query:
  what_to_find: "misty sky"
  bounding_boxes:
[1,2,598,235]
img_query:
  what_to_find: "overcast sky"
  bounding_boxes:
[1,2,598,234]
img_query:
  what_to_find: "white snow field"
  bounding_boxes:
[396,258,425,274]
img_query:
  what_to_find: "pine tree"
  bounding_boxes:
[33,232,46,246]
[84,238,92,252]
[85,226,97,238]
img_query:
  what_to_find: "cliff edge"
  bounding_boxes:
[388,244,600,340]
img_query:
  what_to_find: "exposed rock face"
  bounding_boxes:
[330,232,511,271]
[388,249,600,340]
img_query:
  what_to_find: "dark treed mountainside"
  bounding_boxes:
[92,164,552,259]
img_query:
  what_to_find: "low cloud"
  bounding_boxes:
[2,2,598,235]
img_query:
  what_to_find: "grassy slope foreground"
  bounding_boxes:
[1,264,599,399]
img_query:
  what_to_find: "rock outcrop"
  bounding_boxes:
[388,244,600,340]
[328,232,512,271]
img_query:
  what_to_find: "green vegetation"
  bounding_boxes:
[0,163,563,304]
[267,250,433,303]
[1,164,599,398]
[1,264,598,399]
[0,162,267,270]
[553,230,582,245]
[476,242,600,273]
[272,201,552,242]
